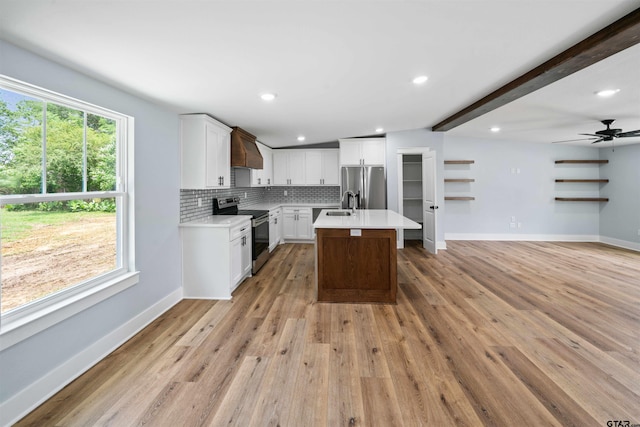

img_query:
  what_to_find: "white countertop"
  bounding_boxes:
[179,215,252,228]
[313,209,421,230]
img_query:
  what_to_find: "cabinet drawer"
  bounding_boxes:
[283,207,311,215]
[269,208,281,219]
[230,221,251,241]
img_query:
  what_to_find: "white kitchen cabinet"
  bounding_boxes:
[262,144,273,186]
[235,141,274,187]
[231,225,252,285]
[283,207,312,240]
[180,114,232,189]
[339,138,386,166]
[182,218,251,299]
[305,150,339,185]
[268,207,282,252]
[276,208,283,243]
[273,150,306,185]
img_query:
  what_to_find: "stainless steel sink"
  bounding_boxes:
[326,211,351,216]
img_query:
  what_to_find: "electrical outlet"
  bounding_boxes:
[197,197,202,207]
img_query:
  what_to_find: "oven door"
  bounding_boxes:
[252,215,270,273]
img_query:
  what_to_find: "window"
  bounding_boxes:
[0,75,136,346]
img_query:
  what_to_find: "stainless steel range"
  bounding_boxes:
[213,197,270,274]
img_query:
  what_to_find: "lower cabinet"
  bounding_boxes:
[231,227,252,286]
[269,208,282,252]
[182,219,252,299]
[283,207,312,240]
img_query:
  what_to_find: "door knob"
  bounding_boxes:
[429,205,439,209]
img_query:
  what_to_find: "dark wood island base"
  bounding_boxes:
[315,228,397,303]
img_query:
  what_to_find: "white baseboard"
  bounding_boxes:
[598,236,640,252]
[0,288,183,427]
[437,241,447,250]
[444,233,639,253]
[444,233,600,242]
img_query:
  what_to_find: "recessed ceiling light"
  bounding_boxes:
[260,93,277,101]
[490,126,501,132]
[297,135,305,142]
[412,75,428,85]
[375,127,384,133]
[595,89,620,97]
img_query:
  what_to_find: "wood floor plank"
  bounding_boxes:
[327,304,366,426]
[211,355,270,426]
[360,377,404,427]
[15,241,640,427]
[248,318,307,426]
[285,343,331,426]
[351,305,391,378]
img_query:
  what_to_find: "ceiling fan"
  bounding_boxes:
[553,119,640,144]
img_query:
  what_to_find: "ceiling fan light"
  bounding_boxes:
[595,89,620,97]
[412,75,428,85]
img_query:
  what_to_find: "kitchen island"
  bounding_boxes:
[313,209,421,303]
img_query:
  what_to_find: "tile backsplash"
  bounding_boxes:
[264,186,340,204]
[180,169,341,222]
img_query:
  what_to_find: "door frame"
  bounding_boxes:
[396,147,438,253]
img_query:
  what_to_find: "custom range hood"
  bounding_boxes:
[230,127,263,169]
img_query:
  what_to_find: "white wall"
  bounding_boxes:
[385,128,445,244]
[0,41,182,423]
[599,143,640,249]
[443,135,602,239]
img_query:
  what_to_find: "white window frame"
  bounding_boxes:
[0,75,138,350]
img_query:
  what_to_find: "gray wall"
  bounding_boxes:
[385,128,445,243]
[443,135,602,238]
[0,41,181,405]
[599,143,640,246]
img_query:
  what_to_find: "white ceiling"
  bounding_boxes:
[1,0,638,148]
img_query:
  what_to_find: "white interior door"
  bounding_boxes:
[422,152,437,254]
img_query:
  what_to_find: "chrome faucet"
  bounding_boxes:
[341,190,356,213]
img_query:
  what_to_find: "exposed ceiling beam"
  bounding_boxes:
[431,7,640,132]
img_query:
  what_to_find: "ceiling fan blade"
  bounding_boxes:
[552,137,599,143]
[591,138,605,144]
[579,133,601,137]
[616,129,640,138]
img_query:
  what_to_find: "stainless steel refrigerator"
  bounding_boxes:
[341,166,387,209]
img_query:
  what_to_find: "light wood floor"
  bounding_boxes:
[17,241,640,426]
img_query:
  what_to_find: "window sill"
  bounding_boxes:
[0,272,139,351]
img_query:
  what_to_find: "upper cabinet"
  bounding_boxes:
[273,149,339,186]
[273,150,306,185]
[235,141,274,187]
[304,150,339,185]
[180,114,232,189]
[339,138,386,166]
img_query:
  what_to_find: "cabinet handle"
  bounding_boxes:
[268,179,271,184]
[258,178,261,185]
